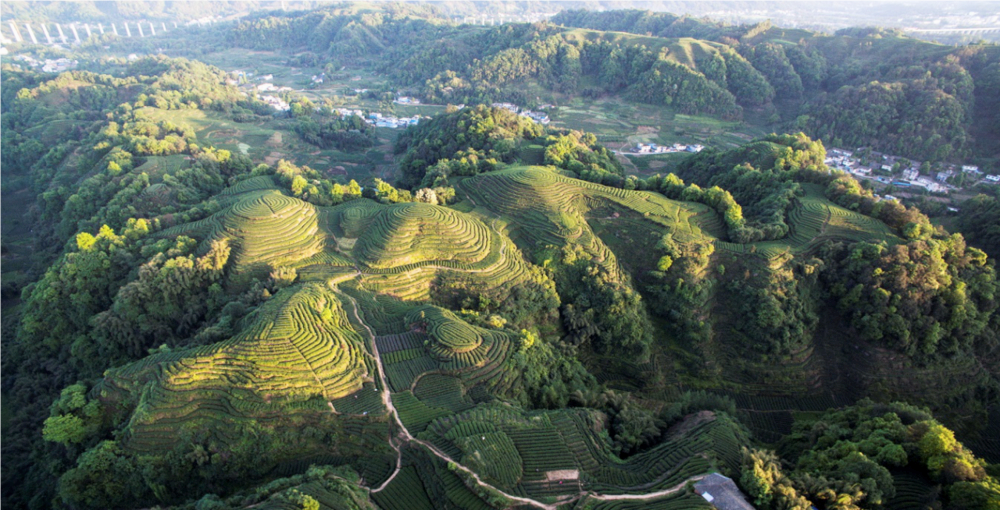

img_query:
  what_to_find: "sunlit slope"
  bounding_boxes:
[461,167,899,262]
[712,183,901,258]
[97,283,371,453]
[160,178,536,300]
[457,166,716,285]
[327,200,533,301]
[460,166,712,244]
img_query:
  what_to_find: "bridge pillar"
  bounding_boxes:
[25,24,38,44]
[8,22,23,42]
[40,24,53,45]
[56,24,68,44]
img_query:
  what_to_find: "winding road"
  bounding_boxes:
[330,283,713,510]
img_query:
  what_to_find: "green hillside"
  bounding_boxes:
[2,5,1000,510]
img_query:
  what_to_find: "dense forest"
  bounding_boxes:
[2,4,1000,510]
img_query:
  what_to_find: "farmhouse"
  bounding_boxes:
[694,473,755,510]
[987,175,1000,183]
[519,110,550,124]
[937,170,955,182]
[913,178,944,193]
[491,102,519,113]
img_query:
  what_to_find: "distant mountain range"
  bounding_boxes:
[0,0,1000,31]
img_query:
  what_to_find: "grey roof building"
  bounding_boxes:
[694,473,756,510]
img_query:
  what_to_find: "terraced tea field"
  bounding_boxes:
[98,283,371,452]
[711,183,900,259]
[80,167,908,509]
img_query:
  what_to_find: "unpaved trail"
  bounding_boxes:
[331,271,711,509]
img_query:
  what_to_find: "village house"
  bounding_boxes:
[260,95,289,111]
[491,102,519,113]
[937,170,955,182]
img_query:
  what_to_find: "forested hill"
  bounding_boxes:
[552,9,1000,161]
[3,5,1000,510]
[213,6,1000,164]
[4,80,999,506]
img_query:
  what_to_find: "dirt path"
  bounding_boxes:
[332,284,711,509]
[585,474,708,501]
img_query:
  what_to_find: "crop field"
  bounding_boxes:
[455,431,524,489]
[414,405,744,501]
[97,283,370,452]
[413,374,473,412]
[75,161,848,507]
[887,470,937,510]
[710,183,899,260]
[371,466,435,510]
[392,391,452,433]
[543,92,765,157]
[139,106,378,181]
[458,166,715,288]
[353,203,494,269]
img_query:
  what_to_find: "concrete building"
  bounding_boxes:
[694,473,755,510]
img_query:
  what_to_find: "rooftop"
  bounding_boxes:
[693,473,756,510]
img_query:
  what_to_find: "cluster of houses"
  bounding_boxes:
[257,83,293,94]
[11,54,78,73]
[828,148,998,192]
[395,96,421,105]
[327,108,420,128]
[311,72,325,84]
[491,102,551,125]
[260,95,290,111]
[368,112,420,128]
[631,142,704,154]
[963,164,1000,183]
